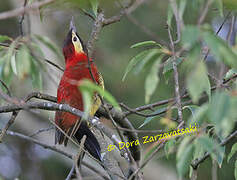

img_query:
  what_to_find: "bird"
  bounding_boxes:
[55,17,104,161]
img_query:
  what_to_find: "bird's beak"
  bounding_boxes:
[70,16,77,32]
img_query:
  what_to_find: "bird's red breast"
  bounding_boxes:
[55,52,100,134]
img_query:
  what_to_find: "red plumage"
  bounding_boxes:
[55,52,100,131]
[55,24,102,161]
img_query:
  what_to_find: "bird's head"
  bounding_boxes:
[63,17,86,62]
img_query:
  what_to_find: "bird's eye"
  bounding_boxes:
[73,37,77,42]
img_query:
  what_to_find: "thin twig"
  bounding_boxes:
[0,98,130,161]
[29,126,54,137]
[0,79,11,96]
[123,73,237,117]
[65,164,75,180]
[87,12,104,58]
[197,0,212,25]
[74,135,87,180]
[0,0,55,20]
[167,24,183,124]
[5,130,109,179]
[128,142,165,180]
[203,11,231,61]
[191,129,237,169]
[19,0,28,36]
[169,0,184,43]
[103,0,146,26]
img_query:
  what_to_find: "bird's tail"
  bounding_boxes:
[74,121,101,161]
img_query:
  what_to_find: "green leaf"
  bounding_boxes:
[10,53,17,75]
[177,136,193,177]
[163,69,172,84]
[1,40,17,85]
[197,136,225,168]
[216,146,225,168]
[138,107,167,128]
[177,136,192,159]
[214,0,223,16]
[144,55,162,103]
[197,136,215,153]
[228,143,237,163]
[79,79,119,109]
[34,34,62,60]
[122,49,160,81]
[31,57,43,90]
[187,104,208,126]
[235,160,237,180]
[30,41,45,58]
[179,0,187,18]
[183,105,199,123]
[202,31,237,69]
[89,0,98,16]
[131,41,161,48]
[167,4,173,26]
[164,139,176,159]
[208,92,230,135]
[187,61,211,103]
[1,55,13,85]
[163,57,183,74]
[181,26,201,48]
[0,35,11,43]
[81,90,92,119]
[16,45,31,79]
[193,139,205,160]
[223,0,237,11]
[133,49,161,75]
[225,69,237,79]
[177,145,194,177]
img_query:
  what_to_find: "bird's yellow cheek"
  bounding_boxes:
[71,31,83,53]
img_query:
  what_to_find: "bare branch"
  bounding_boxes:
[87,12,105,58]
[102,0,146,26]
[0,79,11,96]
[197,0,212,25]
[65,165,75,180]
[169,0,184,43]
[19,0,28,36]
[6,130,109,179]
[0,0,55,20]
[29,126,54,137]
[6,130,73,158]
[74,135,87,180]
[167,25,183,124]
[0,99,130,161]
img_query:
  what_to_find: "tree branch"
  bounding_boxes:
[167,24,183,124]
[0,0,55,20]
[191,129,237,169]
[5,130,109,180]
[0,99,130,161]
[169,0,184,43]
[197,0,212,25]
[102,0,146,26]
